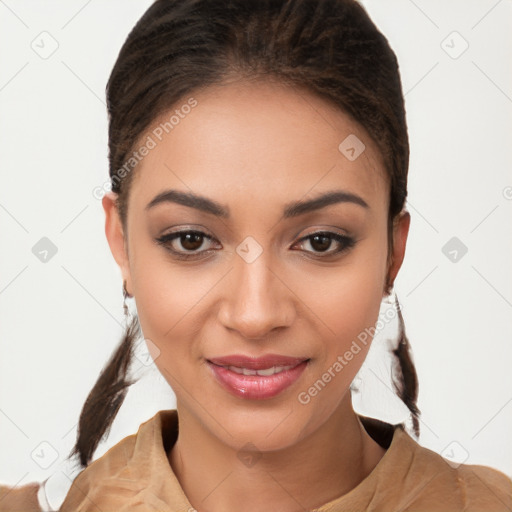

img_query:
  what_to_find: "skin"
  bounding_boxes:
[103,78,410,512]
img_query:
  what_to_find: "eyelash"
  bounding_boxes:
[155,229,356,260]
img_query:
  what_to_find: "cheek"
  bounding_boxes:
[297,240,387,356]
[293,248,386,420]
[329,266,384,347]
[129,245,223,368]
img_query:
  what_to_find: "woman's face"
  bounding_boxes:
[104,79,409,451]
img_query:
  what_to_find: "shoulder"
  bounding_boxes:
[58,430,139,511]
[0,410,180,512]
[0,433,139,512]
[392,428,512,511]
[0,482,42,512]
[454,461,512,511]
[59,410,180,512]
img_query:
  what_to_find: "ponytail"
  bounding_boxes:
[391,294,421,437]
[66,314,140,468]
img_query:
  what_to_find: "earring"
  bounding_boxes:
[383,278,395,304]
[394,293,407,346]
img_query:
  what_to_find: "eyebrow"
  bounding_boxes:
[145,188,369,218]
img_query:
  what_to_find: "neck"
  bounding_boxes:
[168,394,387,512]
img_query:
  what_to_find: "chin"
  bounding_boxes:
[205,399,314,451]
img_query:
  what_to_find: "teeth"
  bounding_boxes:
[226,365,295,376]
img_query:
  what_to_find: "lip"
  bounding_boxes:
[207,354,309,400]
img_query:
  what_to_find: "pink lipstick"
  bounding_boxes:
[207,354,309,400]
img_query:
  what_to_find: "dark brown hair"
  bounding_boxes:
[67,0,419,469]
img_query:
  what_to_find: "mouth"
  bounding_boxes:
[206,354,310,400]
[218,364,299,376]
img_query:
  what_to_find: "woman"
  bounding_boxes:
[1,0,511,510]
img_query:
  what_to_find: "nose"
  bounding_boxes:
[217,250,295,340]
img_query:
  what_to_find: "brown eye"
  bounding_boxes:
[294,231,356,257]
[309,233,332,252]
[156,230,217,258]
[179,232,205,251]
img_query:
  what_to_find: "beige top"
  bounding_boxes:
[1,409,511,511]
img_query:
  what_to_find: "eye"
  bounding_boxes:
[155,229,218,259]
[156,229,356,260]
[292,231,356,257]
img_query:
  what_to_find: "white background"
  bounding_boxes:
[1,0,511,505]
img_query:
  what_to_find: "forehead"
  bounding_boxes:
[128,79,388,216]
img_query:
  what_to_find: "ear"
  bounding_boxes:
[102,192,132,294]
[384,210,410,296]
